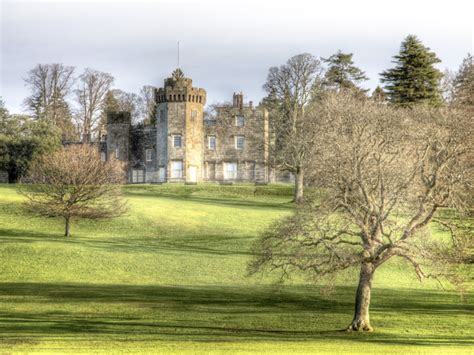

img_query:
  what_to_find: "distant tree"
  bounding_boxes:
[322,50,369,94]
[139,85,157,125]
[263,53,324,202]
[103,89,142,124]
[0,108,61,182]
[452,53,474,109]
[20,145,127,238]
[381,35,443,106]
[371,86,386,102]
[23,63,77,140]
[75,69,114,137]
[250,92,472,331]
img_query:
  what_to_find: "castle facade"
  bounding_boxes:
[103,68,273,184]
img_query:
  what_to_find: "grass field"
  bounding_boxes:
[0,183,472,354]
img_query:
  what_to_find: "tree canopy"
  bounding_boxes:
[380,35,443,106]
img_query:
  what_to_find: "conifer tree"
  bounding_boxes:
[452,53,474,108]
[371,86,386,102]
[322,50,369,93]
[381,35,443,106]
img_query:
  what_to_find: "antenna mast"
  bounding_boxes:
[177,41,180,68]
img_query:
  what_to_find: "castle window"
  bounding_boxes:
[173,135,182,148]
[192,95,195,102]
[169,95,172,101]
[191,110,197,121]
[171,160,183,179]
[188,95,191,101]
[173,94,176,101]
[160,110,165,122]
[199,96,202,103]
[235,115,245,127]
[146,149,153,162]
[115,148,119,159]
[235,135,245,150]
[208,136,216,150]
[223,162,237,180]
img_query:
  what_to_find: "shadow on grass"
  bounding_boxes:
[124,189,294,210]
[0,283,472,346]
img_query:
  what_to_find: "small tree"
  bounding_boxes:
[20,145,127,238]
[250,92,472,331]
[381,35,443,106]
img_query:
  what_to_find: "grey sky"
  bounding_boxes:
[1,0,472,113]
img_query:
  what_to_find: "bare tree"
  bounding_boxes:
[75,69,114,136]
[263,53,324,202]
[139,85,157,125]
[20,145,127,238]
[250,92,472,331]
[23,63,76,139]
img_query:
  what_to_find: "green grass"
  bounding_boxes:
[0,184,472,354]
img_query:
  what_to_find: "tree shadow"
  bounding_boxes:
[0,283,472,347]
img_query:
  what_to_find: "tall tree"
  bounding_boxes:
[452,53,474,109]
[139,85,157,125]
[75,69,114,137]
[20,145,127,238]
[381,35,443,106]
[263,53,324,202]
[23,63,76,140]
[250,92,472,331]
[322,50,369,93]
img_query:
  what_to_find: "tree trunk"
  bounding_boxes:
[64,217,71,238]
[294,168,304,203]
[347,261,374,332]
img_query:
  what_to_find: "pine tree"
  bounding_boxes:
[452,53,474,108]
[371,86,386,102]
[381,35,443,106]
[322,50,369,93]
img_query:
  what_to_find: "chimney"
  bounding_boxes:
[233,92,243,109]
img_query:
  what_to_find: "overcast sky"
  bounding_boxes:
[1,0,472,113]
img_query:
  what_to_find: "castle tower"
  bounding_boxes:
[155,68,206,183]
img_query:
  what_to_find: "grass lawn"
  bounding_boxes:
[0,183,472,354]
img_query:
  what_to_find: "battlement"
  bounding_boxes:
[107,111,132,125]
[155,68,207,105]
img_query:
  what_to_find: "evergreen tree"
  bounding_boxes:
[371,86,386,102]
[322,50,369,93]
[380,35,443,106]
[452,53,474,108]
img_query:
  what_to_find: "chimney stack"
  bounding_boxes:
[233,92,244,109]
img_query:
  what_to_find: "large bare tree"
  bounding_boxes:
[20,145,127,238]
[263,53,324,202]
[23,63,76,139]
[250,92,472,331]
[75,69,114,137]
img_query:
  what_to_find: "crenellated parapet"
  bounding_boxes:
[155,68,206,105]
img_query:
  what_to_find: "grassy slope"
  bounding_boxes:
[0,184,472,354]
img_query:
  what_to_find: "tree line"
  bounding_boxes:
[263,35,473,203]
[0,67,157,182]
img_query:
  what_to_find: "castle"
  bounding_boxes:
[102,68,276,184]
